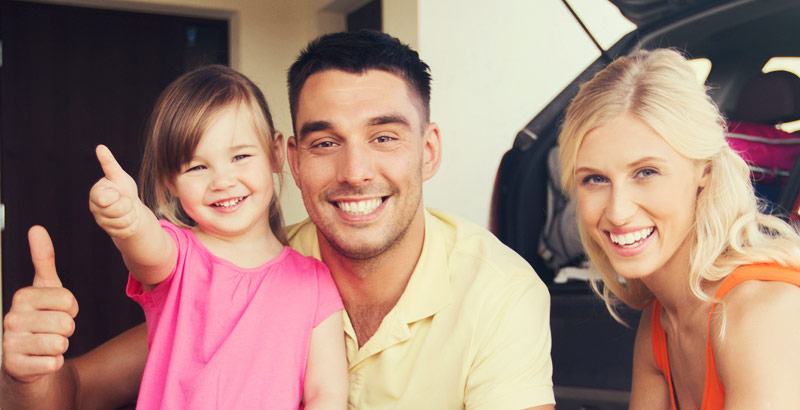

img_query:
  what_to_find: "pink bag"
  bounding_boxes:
[726,121,800,184]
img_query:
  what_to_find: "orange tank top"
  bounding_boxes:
[650,263,800,410]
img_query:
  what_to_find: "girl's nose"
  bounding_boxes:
[209,168,236,190]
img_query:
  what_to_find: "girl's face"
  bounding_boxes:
[574,114,708,280]
[171,103,281,241]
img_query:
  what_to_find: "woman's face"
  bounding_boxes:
[574,113,708,280]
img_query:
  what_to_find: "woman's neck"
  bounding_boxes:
[641,235,704,320]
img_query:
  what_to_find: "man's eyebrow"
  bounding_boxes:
[369,114,411,128]
[298,120,333,140]
[298,114,413,140]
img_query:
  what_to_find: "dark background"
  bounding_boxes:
[0,0,228,356]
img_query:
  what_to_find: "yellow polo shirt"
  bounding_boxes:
[287,208,554,409]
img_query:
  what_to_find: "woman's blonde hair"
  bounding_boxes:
[558,48,800,319]
[139,65,287,244]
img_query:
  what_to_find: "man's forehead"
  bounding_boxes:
[296,69,425,128]
[300,68,407,95]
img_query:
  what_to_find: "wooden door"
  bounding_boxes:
[0,0,228,356]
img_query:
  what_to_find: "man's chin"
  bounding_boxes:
[325,233,395,261]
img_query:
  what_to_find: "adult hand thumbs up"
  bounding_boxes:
[89,144,143,239]
[30,225,62,288]
[2,226,79,383]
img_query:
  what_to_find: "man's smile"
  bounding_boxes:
[335,198,385,215]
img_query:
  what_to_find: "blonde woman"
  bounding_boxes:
[558,48,800,410]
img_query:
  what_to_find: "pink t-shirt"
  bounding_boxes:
[127,221,343,410]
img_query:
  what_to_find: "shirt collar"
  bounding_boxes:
[393,209,452,324]
[287,209,453,325]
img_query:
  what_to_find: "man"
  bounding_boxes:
[1,30,554,409]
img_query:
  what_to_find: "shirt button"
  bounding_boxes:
[349,374,357,383]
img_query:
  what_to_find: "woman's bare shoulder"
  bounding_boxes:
[712,277,800,408]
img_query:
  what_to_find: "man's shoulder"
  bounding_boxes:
[426,208,546,293]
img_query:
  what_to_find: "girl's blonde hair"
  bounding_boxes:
[558,48,800,319]
[139,65,287,244]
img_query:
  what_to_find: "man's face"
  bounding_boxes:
[288,69,440,260]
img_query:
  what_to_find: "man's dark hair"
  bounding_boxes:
[287,30,432,132]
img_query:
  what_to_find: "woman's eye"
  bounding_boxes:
[581,175,607,185]
[636,168,658,178]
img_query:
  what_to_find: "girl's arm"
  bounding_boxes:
[89,145,176,286]
[628,307,671,410]
[714,280,800,409]
[303,311,348,410]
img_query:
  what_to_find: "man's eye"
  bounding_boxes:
[311,141,336,149]
[374,135,395,143]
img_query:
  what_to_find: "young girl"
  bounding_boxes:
[89,65,347,409]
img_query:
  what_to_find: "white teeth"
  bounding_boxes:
[213,197,244,208]
[610,227,653,247]
[337,198,382,215]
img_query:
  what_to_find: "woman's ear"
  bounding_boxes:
[697,161,712,195]
[699,161,711,188]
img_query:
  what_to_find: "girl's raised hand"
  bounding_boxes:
[89,145,143,239]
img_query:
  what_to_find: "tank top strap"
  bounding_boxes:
[651,301,679,410]
[713,263,800,299]
[705,263,800,409]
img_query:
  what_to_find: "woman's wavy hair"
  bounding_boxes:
[558,48,800,321]
[139,64,287,244]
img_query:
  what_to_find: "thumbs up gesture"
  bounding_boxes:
[89,145,143,239]
[2,226,79,383]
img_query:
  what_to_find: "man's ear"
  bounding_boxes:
[422,122,442,182]
[286,135,302,188]
[271,132,285,173]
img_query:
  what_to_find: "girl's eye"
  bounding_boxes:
[581,174,608,185]
[185,164,206,173]
[233,154,250,162]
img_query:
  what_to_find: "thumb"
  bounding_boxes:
[96,144,130,183]
[28,225,62,288]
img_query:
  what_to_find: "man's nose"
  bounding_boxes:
[336,143,375,186]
